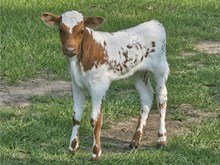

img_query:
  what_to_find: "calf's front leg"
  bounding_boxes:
[68,82,85,154]
[90,86,107,160]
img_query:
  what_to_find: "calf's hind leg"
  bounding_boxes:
[130,72,154,148]
[154,66,169,147]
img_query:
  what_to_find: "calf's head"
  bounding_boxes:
[41,11,104,57]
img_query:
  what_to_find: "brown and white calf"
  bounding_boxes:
[41,10,169,160]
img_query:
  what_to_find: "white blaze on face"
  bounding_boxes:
[61,11,84,33]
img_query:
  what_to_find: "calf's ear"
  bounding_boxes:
[41,12,61,27]
[84,17,104,29]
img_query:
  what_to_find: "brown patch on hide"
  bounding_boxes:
[91,110,103,160]
[127,45,133,49]
[159,102,167,110]
[123,51,128,58]
[145,51,149,57]
[158,132,167,137]
[59,22,85,56]
[130,130,142,148]
[151,49,155,52]
[72,118,80,126]
[152,41,156,47]
[71,139,78,150]
[80,29,107,71]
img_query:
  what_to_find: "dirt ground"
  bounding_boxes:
[195,41,220,54]
[0,78,72,106]
[101,104,216,153]
[0,41,219,152]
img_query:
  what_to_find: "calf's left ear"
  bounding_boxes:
[84,17,104,29]
[41,12,61,27]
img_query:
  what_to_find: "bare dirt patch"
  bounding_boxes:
[101,104,215,153]
[101,111,183,152]
[195,40,220,54]
[181,40,220,57]
[0,78,71,106]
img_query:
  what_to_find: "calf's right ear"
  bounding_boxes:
[40,12,61,27]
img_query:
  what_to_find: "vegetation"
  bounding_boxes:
[1,0,220,164]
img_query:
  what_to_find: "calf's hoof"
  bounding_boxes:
[129,141,140,149]
[91,147,102,161]
[91,155,101,161]
[91,152,102,161]
[157,141,167,148]
[68,146,77,155]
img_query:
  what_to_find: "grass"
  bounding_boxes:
[1,0,220,164]
[1,102,220,164]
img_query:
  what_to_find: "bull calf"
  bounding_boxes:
[41,10,169,160]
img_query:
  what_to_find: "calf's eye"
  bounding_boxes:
[79,28,84,34]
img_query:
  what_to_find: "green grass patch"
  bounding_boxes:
[0,104,220,164]
[1,0,220,164]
